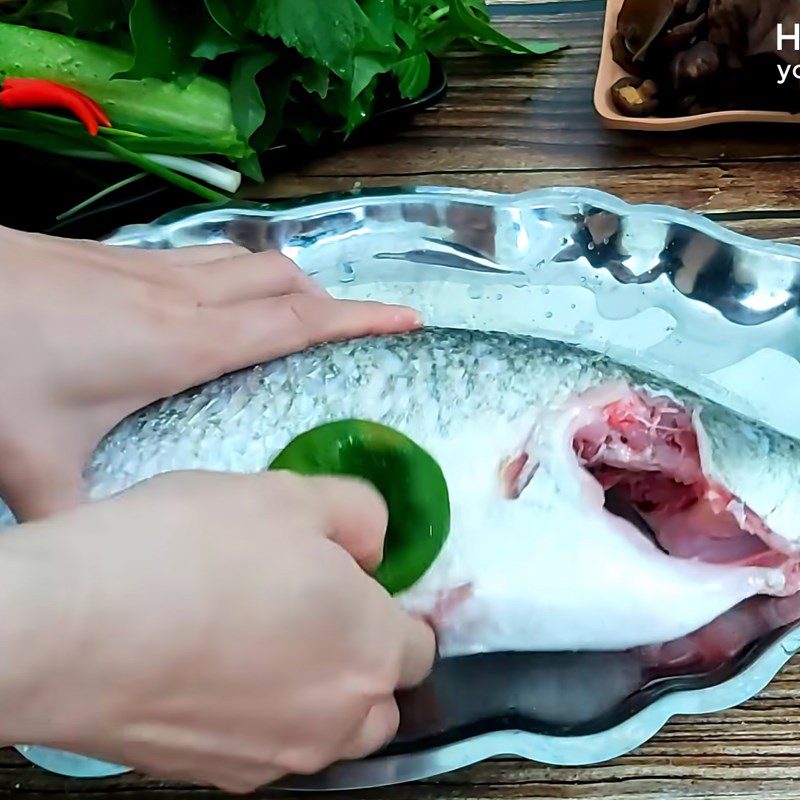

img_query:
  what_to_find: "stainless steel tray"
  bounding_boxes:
[16,186,800,788]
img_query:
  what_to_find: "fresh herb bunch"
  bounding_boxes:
[0,0,565,214]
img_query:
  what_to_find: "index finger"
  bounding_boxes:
[203,295,422,378]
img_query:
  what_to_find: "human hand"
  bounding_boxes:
[0,470,435,793]
[0,226,420,520]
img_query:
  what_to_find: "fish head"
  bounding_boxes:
[399,382,797,658]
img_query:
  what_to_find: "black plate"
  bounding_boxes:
[2,58,447,240]
[381,615,794,759]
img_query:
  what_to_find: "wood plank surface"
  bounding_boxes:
[6,2,800,798]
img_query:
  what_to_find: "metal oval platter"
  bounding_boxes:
[17,186,800,789]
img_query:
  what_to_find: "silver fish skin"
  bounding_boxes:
[6,327,800,657]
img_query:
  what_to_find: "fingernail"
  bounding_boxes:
[399,306,423,328]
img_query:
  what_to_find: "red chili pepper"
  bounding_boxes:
[0,77,111,136]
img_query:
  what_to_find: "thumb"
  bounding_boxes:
[163,471,390,573]
[0,442,87,522]
[279,473,390,574]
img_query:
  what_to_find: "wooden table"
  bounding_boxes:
[6,2,800,798]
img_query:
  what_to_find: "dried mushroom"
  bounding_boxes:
[670,41,720,89]
[611,0,800,118]
[611,77,660,116]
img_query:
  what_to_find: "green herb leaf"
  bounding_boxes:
[352,53,390,99]
[449,0,566,56]
[230,49,277,142]
[1,0,74,27]
[394,18,420,49]
[269,420,451,595]
[316,77,377,135]
[247,0,369,78]
[344,78,377,133]
[361,0,394,42]
[360,0,399,56]
[204,0,246,38]
[116,0,201,85]
[422,22,460,57]
[290,115,325,145]
[393,51,430,99]
[237,151,264,182]
[298,61,331,99]
[251,65,291,151]
[67,0,128,32]
[517,39,568,55]
[192,14,247,60]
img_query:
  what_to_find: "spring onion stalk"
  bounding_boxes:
[94,138,230,202]
[144,155,242,193]
[56,173,148,222]
[54,149,243,193]
[0,121,232,200]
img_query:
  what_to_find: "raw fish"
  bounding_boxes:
[4,328,799,658]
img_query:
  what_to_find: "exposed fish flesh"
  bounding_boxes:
[7,328,799,659]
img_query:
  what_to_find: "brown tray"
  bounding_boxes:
[593,0,800,131]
